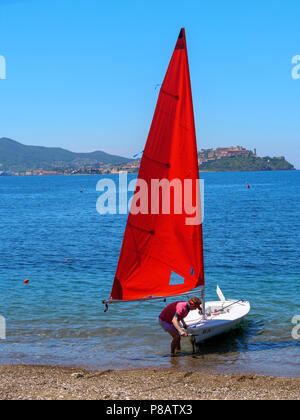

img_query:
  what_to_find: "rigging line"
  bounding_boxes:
[109,302,142,310]
[122,221,201,281]
[141,252,197,282]
[217,299,245,312]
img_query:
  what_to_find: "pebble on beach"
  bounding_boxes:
[0,365,299,400]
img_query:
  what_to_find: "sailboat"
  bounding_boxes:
[103,28,250,344]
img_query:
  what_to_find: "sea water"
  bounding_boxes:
[0,171,299,377]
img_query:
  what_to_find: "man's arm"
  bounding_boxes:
[181,319,188,329]
[172,315,187,336]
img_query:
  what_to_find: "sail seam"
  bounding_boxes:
[119,244,193,281]
[128,222,155,235]
[161,89,179,100]
[143,153,170,168]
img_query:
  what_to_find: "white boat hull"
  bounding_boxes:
[183,299,250,344]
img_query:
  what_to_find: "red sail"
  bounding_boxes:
[110,28,204,301]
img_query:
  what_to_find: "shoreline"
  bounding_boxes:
[0,364,299,400]
[0,169,298,177]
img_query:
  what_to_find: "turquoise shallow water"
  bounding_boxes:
[0,171,299,377]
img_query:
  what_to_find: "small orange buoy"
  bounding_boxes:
[247,184,250,189]
[24,279,30,284]
[80,190,83,193]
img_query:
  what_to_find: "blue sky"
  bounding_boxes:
[0,0,299,167]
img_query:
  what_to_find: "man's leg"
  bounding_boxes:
[168,329,181,355]
[158,318,181,354]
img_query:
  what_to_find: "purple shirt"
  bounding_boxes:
[159,301,189,324]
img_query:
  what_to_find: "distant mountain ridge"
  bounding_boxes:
[0,138,131,171]
[0,138,295,174]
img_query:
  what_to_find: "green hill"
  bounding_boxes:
[0,138,130,171]
[199,155,295,172]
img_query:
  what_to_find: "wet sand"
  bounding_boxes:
[0,364,299,400]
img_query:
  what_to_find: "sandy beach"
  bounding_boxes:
[0,364,299,400]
